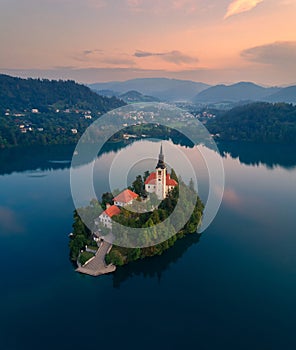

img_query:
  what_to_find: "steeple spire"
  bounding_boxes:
[156,143,166,169]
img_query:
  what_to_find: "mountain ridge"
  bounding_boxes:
[89,77,210,102]
[193,82,282,103]
[265,86,296,104]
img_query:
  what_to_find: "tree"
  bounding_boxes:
[69,234,87,261]
[107,249,125,266]
[132,175,145,196]
[189,178,195,192]
[101,192,113,209]
[127,248,141,261]
[144,170,150,181]
[170,168,178,182]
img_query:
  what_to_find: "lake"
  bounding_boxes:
[0,140,296,350]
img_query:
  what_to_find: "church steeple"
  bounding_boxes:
[156,144,166,169]
[144,143,176,201]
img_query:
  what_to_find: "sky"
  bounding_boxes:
[0,0,296,85]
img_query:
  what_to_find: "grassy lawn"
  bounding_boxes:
[87,245,98,251]
[79,251,95,266]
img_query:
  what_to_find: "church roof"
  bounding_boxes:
[113,189,138,203]
[166,175,178,187]
[145,172,157,185]
[145,172,178,187]
[103,205,121,218]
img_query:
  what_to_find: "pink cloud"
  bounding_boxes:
[224,0,264,19]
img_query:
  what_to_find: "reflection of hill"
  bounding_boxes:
[2,138,294,177]
[0,145,75,175]
[219,141,296,169]
[111,233,201,289]
[0,126,197,176]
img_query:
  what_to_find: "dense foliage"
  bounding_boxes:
[0,112,93,148]
[79,251,95,266]
[0,74,124,113]
[106,178,204,266]
[0,74,125,148]
[69,210,93,262]
[208,102,296,143]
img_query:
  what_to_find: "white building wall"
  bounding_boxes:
[97,213,112,229]
[156,168,166,200]
[145,184,156,194]
[114,200,133,207]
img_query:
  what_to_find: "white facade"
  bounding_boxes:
[145,184,156,194]
[114,199,134,207]
[155,167,166,200]
[96,213,112,229]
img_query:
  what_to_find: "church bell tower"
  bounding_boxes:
[155,144,166,200]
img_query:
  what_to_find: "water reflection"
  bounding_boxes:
[219,141,296,169]
[111,233,202,289]
[1,139,296,177]
[0,145,76,175]
[0,206,24,234]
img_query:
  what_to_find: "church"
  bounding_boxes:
[145,145,178,200]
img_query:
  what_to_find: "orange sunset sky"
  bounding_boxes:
[0,0,296,85]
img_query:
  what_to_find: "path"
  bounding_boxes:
[76,241,116,277]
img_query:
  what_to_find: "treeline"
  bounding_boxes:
[0,74,124,113]
[207,102,296,143]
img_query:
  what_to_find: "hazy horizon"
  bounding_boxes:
[1,70,295,88]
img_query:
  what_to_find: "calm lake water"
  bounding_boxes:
[0,140,296,350]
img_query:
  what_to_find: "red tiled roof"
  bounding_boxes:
[104,205,121,218]
[113,189,138,203]
[166,174,178,187]
[145,172,156,185]
[145,172,178,187]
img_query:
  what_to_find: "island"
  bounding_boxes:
[69,145,204,276]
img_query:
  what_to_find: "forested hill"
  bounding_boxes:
[0,74,125,148]
[0,74,124,113]
[207,102,296,143]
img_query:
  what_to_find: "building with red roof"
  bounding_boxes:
[113,189,139,207]
[95,204,121,229]
[145,145,178,200]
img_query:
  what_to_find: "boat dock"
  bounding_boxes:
[76,241,116,277]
